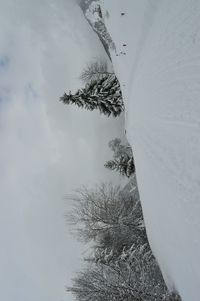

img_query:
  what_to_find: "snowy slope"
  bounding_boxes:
[99,1,200,300]
[78,0,115,60]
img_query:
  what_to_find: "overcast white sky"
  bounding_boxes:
[0,1,125,301]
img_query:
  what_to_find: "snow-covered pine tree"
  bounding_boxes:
[104,155,135,177]
[108,138,133,159]
[60,74,124,117]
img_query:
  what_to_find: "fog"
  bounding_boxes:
[0,1,124,300]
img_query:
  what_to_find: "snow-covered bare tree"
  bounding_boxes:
[66,183,145,252]
[79,60,113,83]
[104,155,135,178]
[66,182,181,301]
[60,74,124,118]
[67,243,168,301]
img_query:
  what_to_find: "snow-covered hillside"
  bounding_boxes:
[99,1,200,300]
[78,0,115,60]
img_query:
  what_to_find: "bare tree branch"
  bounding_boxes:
[79,60,114,83]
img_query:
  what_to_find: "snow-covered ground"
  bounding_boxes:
[99,1,200,300]
[79,0,115,59]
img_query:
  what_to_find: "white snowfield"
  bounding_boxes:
[100,1,200,300]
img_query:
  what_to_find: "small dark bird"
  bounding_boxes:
[121,13,125,16]
[123,44,127,47]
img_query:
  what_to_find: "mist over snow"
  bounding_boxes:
[0,1,125,301]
